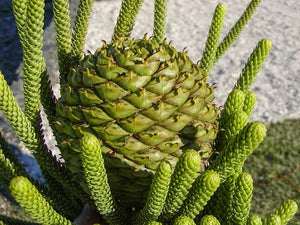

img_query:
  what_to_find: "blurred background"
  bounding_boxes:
[0,0,299,223]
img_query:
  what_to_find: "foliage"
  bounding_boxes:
[0,0,298,224]
[244,119,300,224]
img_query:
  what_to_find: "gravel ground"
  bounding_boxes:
[0,0,299,214]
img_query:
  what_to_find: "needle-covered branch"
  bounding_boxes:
[173,216,196,225]
[71,0,95,64]
[229,173,253,224]
[153,0,167,43]
[199,4,226,75]
[9,176,73,225]
[199,215,220,225]
[247,214,262,225]
[263,200,298,225]
[52,0,72,83]
[0,71,86,205]
[112,0,144,42]
[178,170,220,219]
[214,0,262,63]
[131,162,172,225]
[210,121,266,183]
[80,133,128,225]
[235,39,272,91]
[160,150,201,221]
[21,0,45,128]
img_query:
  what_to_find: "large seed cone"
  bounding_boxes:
[55,37,218,208]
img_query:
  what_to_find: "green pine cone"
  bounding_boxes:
[55,37,218,208]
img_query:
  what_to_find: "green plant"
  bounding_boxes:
[0,0,298,224]
[244,119,300,224]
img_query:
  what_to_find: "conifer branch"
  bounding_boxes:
[12,0,28,46]
[132,162,171,225]
[235,39,272,91]
[216,110,249,150]
[0,71,42,154]
[16,0,57,125]
[160,150,201,221]
[21,0,45,128]
[9,176,73,225]
[52,0,72,83]
[247,214,262,225]
[0,147,18,189]
[199,215,220,225]
[14,0,57,127]
[229,172,253,224]
[199,4,226,75]
[243,91,257,118]
[204,172,240,224]
[210,121,266,183]
[0,71,86,204]
[80,133,128,225]
[0,134,26,179]
[112,0,145,42]
[220,88,245,121]
[178,170,220,219]
[153,0,167,43]
[263,215,281,225]
[215,0,262,63]
[0,134,80,219]
[71,0,95,65]
[174,215,196,225]
[271,200,298,225]
[35,174,82,221]
[217,89,248,149]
